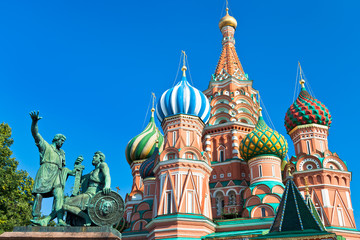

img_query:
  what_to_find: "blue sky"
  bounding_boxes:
[1,0,360,224]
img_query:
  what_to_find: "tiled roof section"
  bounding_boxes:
[215,43,245,79]
[270,179,323,233]
[285,87,332,133]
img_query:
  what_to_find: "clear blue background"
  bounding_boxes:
[1,0,359,225]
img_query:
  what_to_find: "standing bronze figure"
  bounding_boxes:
[29,111,68,226]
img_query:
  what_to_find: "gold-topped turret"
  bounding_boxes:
[219,8,237,30]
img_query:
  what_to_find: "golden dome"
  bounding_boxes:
[219,8,237,30]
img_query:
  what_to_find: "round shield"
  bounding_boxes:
[88,191,124,226]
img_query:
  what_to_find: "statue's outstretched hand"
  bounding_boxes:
[103,187,111,195]
[29,111,42,122]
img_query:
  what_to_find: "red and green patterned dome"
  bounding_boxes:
[285,80,332,133]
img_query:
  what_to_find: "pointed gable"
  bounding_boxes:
[305,192,326,231]
[270,179,323,232]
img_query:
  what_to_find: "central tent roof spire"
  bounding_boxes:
[214,5,246,81]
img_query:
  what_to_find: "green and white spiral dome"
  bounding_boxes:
[125,108,164,165]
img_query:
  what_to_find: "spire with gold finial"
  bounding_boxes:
[219,7,238,30]
[125,93,164,165]
[181,50,187,77]
[299,62,306,89]
[214,3,246,81]
[284,63,332,133]
[156,51,211,124]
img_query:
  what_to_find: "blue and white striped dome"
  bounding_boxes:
[156,74,210,124]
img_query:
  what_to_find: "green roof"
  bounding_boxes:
[216,217,274,226]
[270,178,324,233]
[254,229,336,239]
[203,228,269,239]
[154,213,212,221]
[305,193,326,231]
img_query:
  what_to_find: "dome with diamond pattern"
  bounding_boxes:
[240,109,288,161]
[284,80,332,133]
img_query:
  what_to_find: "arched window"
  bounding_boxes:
[337,208,344,226]
[187,191,193,213]
[215,192,225,216]
[261,207,266,217]
[166,191,172,214]
[172,131,177,147]
[319,141,324,152]
[228,191,236,205]
[306,141,311,154]
[219,149,225,162]
[186,131,190,146]
[259,165,263,177]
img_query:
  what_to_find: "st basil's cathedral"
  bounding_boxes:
[121,7,359,240]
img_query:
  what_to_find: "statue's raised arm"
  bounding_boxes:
[29,111,44,151]
[29,111,68,227]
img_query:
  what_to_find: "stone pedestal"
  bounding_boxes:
[0,226,121,240]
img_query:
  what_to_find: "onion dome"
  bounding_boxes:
[125,108,164,165]
[219,8,237,30]
[240,109,288,161]
[139,145,158,179]
[284,79,332,133]
[156,65,211,124]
